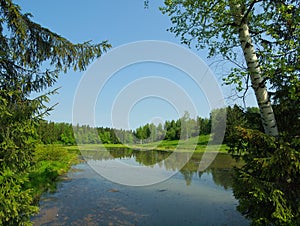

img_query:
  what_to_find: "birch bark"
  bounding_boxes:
[230,2,279,136]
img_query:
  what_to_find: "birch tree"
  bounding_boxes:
[160,0,299,137]
[159,1,300,223]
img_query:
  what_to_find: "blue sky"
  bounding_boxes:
[15,0,257,129]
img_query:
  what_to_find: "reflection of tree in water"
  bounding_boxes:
[109,148,134,159]
[181,152,241,188]
[206,168,233,189]
[179,162,235,188]
[134,150,171,166]
[84,148,241,188]
[180,169,193,186]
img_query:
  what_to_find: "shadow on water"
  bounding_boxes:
[32,147,248,226]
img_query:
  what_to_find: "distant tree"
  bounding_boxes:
[60,123,76,145]
[198,117,211,135]
[156,123,166,141]
[98,129,112,144]
[180,111,190,140]
[124,130,134,144]
[164,120,180,140]
[134,124,151,144]
[37,121,76,145]
[148,123,157,142]
[210,108,227,143]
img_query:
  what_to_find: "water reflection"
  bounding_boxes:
[82,148,243,189]
[32,148,248,226]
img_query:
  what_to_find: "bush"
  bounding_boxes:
[27,145,78,201]
[0,169,38,226]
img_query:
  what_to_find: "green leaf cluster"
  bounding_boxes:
[161,1,299,97]
[229,127,300,225]
[26,145,78,202]
[0,169,38,226]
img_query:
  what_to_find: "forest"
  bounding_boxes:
[36,105,262,146]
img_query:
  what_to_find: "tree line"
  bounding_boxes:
[36,112,210,145]
[36,106,263,145]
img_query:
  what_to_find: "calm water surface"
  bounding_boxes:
[32,148,249,225]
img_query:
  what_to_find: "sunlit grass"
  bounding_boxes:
[65,135,229,153]
[27,145,79,203]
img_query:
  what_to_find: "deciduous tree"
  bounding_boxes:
[160,0,299,137]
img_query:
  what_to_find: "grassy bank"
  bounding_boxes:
[27,145,79,203]
[27,135,227,203]
[67,135,229,153]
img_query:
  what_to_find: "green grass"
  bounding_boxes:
[67,134,229,153]
[127,135,228,153]
[26,145,79,203]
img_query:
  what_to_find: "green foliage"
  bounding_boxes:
[272,96,300,138]
[1,0,110,84]
[211,105,263,145]
[164,120,180,140]
[244,107,264,132]
[0,92,37,172]
[229,127,300,225]
[27,145,78,201]
[0,90,42,225]
[37,121,76,145]
[33,145,77,164]
[134,124,151,143]
[36,114,210,146]
[0,136,78,225]
[224,105,247,143]
[216,103,299,224]
[210,107,227,144]
[0,169,38,226]
[97,127,121,144]
[160,0,299,100]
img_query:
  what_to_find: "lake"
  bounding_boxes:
[32,148,249,225]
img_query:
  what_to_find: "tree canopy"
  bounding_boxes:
[161,0,299,136]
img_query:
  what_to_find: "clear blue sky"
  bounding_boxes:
[15,0,256,129]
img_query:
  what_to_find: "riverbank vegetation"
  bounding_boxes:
[66,135,228,153]
[0,144,78,225]
[27,145,79,202]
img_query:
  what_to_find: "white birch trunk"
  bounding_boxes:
[230,3,279,136]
